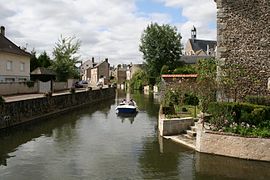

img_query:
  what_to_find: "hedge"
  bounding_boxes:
[208,102,270,127]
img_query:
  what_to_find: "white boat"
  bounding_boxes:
[115,100,138,114]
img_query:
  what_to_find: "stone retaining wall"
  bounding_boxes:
[0,87,115,129]
[196,124,270,161]
[158,106,194,136]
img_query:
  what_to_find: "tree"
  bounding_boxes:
[30,49,39,72]
[51,36,81,81]
[130,69,148,90]
[196,58,217,113]
[30,50,52,72]
[139,23,183,78]
[38,51,52,68]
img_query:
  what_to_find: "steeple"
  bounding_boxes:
[191,26,197,40]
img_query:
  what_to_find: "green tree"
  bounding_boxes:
[196,58,217,113]
[139,23,183,78]
[30,50,52,72]
[30,49,39,72]
[130,70,148,90]
[51,36,81,81]
[38,51,52,68]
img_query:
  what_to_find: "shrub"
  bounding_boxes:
[208,102,270,134]
[44,91,52,97]
[70,87,76,94]
[25,81,35,88]
[245,95,270,106]
[0,96,5,106]
[183,93,199,106]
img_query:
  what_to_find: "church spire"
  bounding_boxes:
[191,26,197,39]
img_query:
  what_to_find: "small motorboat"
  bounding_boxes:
[115,100,138,114]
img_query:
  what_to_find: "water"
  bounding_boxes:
[0,90,270,180]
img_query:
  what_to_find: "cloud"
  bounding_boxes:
[1,0,216,65]
[158,0,217,43]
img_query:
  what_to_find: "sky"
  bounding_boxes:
[1,0,217,65]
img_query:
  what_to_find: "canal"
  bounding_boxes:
[1,90,270,180]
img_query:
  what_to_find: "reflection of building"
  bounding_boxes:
[90,58,110,85]
[0,26,31,82]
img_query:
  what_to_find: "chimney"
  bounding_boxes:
[92,57,94,63]
[0,26,5,36]
[207,44,210,55]
[105,58,108,63]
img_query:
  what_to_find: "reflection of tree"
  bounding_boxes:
[131,91,160,118]
[0,99,115,167]
[138,137,190,179]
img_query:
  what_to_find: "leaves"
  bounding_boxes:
[139,23,183,78]
[51,36,81,81]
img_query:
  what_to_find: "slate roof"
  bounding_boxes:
[31,67,56,76]
[0,33,31,57]
[188,39,217,53]
[162,74,198,78]
[181,55,214,64]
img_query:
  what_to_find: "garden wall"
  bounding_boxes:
[196,124,270,161]
[0,82,38,95]
[158,106,194,136]
[0,87,115,129]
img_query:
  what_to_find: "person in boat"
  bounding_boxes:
[128,99,135,106]
[120,99,126,105]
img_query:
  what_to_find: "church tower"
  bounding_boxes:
[191,26,197,39]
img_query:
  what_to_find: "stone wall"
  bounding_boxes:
[216,0,270,98]
[196,124,270,161]
[0,87,115,129]
[158,106,194,136]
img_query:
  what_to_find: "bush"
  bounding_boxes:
[0,96,5,106]
[245,95,270,106]
[183,93,199,106]
[25,81,35,88]
[208,102,270,137]
[70,87,76,94]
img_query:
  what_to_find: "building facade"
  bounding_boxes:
[0,26,31,82]
[90,58,110,85]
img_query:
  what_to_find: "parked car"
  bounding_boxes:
[74,81,83,88]
[79,80,88,88]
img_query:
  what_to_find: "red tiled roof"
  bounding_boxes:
[161,74,198,78]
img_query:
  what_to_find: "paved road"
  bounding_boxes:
[3,86,107,103]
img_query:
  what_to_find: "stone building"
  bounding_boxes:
[185,26,217,57]
[215,0,270,99]
[90,58,110,86]
[183,27,217,64]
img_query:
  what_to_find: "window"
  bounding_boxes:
[268,78,270,90]
[5,78,15,82]
[20,62,25,72]
[6,61,12,70]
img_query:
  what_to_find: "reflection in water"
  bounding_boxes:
[117,112,137,124]
[0,99,115,167]
[0,90,270,179]
[195,152,270,180]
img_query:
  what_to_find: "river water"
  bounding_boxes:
[0,90,270,180]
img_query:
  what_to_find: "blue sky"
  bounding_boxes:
[1,0,217,65]
[136,0,187,24]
